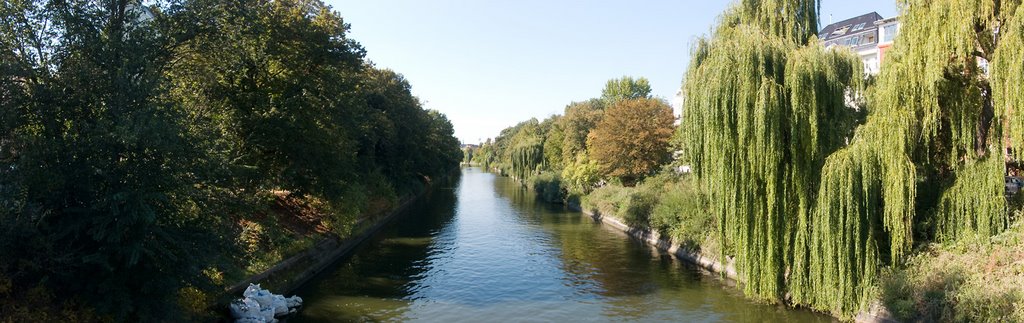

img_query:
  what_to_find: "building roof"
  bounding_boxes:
[818,12,883,42]
[875,16,899,25]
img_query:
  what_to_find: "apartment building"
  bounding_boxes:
[819,12,901,75]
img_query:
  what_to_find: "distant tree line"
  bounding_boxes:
[0,0,461,320]
[469,76,675,194]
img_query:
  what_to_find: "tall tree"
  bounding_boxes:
[588,98,675,185]
[0,0,222,318]
[168,0,366,200]
[0,0,463,319]
[542,116,565,170]
[558,100,604,163]
[600,76,652,104]
[422,110,463,177]
[807,0,1024,313]
[678,0,899,315]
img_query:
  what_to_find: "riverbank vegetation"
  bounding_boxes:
[879,219,1024,322]
[0,0,461,321]
[474,0,1024,320]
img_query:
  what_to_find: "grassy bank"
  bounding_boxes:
[880,220,1024,322]
[579,173,717,253]
[527,171,723,264]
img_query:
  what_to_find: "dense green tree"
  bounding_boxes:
[558,99,604,163]
[0,0,462,319]
[463,146,474,164]
[168,0,366,200]
[422,110,463,177]
[683,0,1024,316]
[600,76,652,104]
[0,0,224,319]
[679,0,887,315]
[588,98,675,185]
[542,117,565,170]
[358,68,458,187]
[472,138,496,169]
[561,155,602,195]
[806,0,1024,313]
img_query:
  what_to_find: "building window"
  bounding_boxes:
[883,24,898,42]
[832,25,850,36]
[852,23,866,31]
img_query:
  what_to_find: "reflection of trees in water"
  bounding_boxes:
[490,174,686,298]
[495,175,538,210]
[547,215,831,322]
[512,180,831,322]
[298,170,832,323]
[295,180,460,302]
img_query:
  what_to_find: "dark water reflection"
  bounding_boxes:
[293,168,833,322]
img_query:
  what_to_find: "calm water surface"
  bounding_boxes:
[293,167,832,322]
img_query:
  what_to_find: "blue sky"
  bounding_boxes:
[325,1,898,144]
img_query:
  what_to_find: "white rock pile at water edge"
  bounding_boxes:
[229,284,303,323]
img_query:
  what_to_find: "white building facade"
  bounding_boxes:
[819,12,900,75]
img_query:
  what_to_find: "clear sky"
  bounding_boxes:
[325,1,898,144]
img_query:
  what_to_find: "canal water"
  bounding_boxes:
[293,167,832,322]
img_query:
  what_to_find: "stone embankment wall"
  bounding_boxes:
[573,205,897,323]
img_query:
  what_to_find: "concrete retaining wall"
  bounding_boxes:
[225,188,426,297]
[573,206,897,323]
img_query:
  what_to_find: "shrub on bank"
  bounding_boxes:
[650,178,711,247]
[619,189,657,228]
[582,174,711,243]
[562,156,602,195]
[531,171,566,204]
[582,185,632,218]
[879,220,1024,322]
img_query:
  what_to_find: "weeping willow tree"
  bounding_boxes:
[804,0,1023,315]
[999,4,1024,155]
[508,136,544,181]
[682,23,791,300]
[739,0,819,44]
[680,0,867,307]
[824,0,1023,247]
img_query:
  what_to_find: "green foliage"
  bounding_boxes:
[800,142,914,314]
[0,0,460,319]
[463,147,474,164]
[934,156,1009,241]
[510,135,544,180]
[738,0,820,43]
[561,155,602,195]
[617,188,657,228]
[359,69,461,183]
[600,76,652,104]
[879,221,1024,322]
[996,4,1024,159]
[542,118,565,170]
[681,24,793,305]
[679,0,898,315]
[582,184,633,219]
[649,176,711,247]
[169,0,366,200]
[812,1,1020,298]
[582,173,711,246]
[559,100,604,162]
[840,0,1023,254]
[471,138,496,169]
[531,171,565,204]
